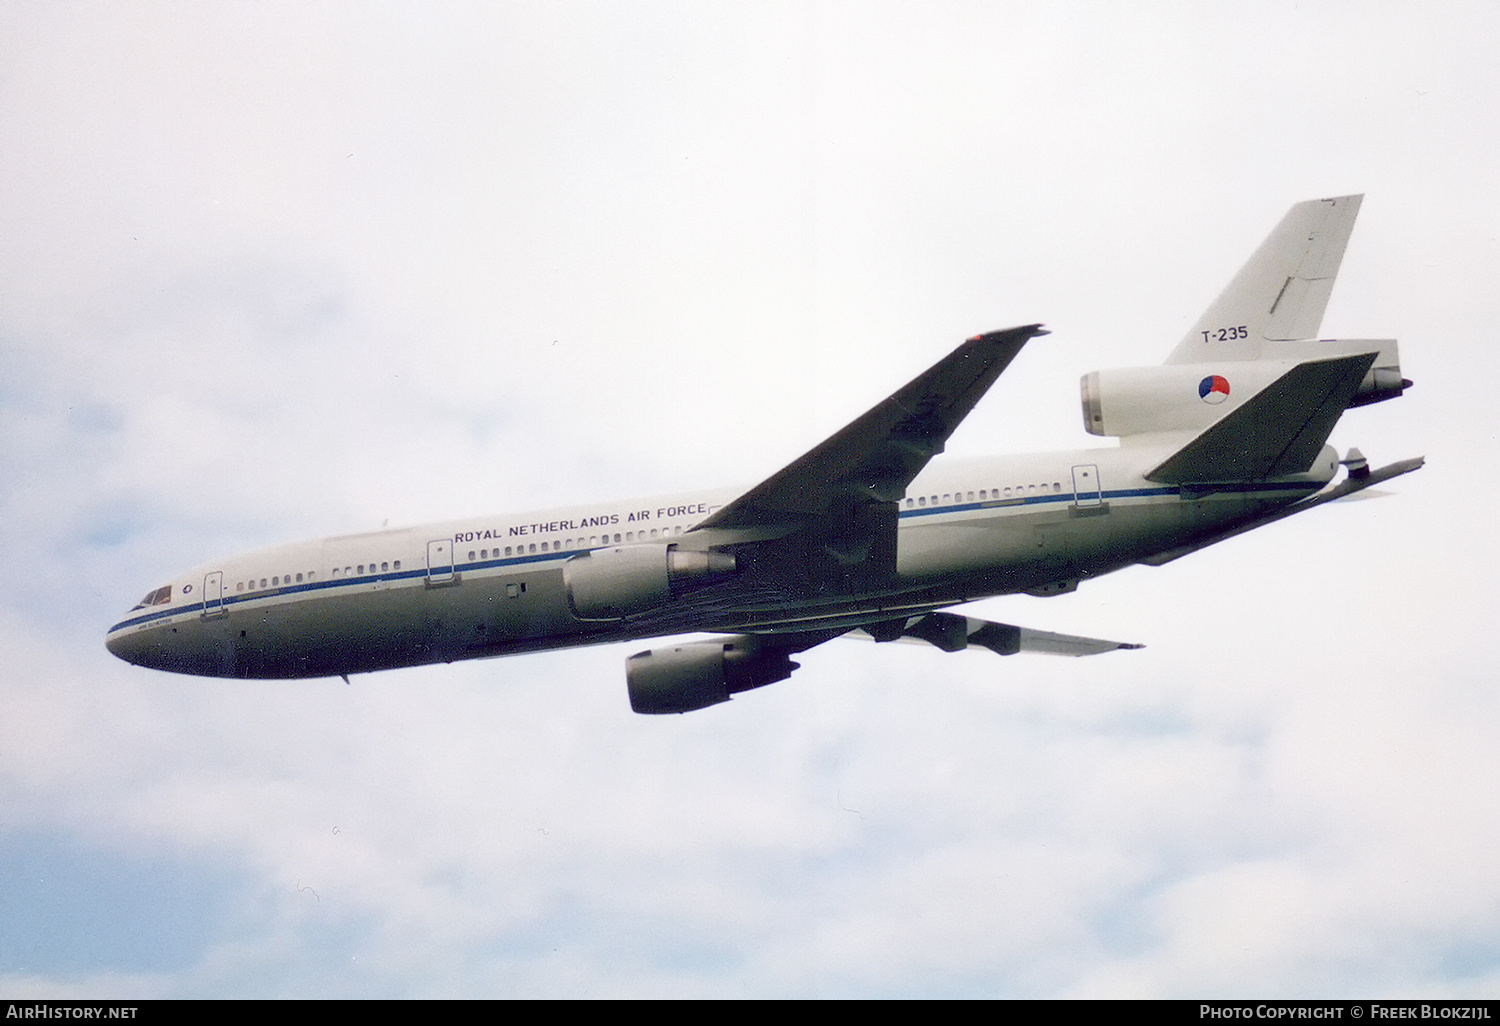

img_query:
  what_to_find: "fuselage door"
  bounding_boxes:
[427,538,455,585]
[1071,464,1104,508]
[202,571,225,618]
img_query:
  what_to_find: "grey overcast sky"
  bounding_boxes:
[2,1,1497,998]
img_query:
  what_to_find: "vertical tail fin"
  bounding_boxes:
[1166,195,1363,364]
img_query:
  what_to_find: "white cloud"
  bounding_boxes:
[1,0,1496,999]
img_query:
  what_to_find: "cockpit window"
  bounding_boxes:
[131,585,172,610]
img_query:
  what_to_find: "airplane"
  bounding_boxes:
[107,194,1420,714]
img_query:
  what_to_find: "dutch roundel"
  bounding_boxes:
[1198,374,1231,405]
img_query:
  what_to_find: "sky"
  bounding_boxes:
[1,0,1497,999]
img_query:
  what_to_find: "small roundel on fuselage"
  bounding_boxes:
[1198,374,1231,404]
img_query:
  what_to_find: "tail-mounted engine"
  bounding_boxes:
[1081,339,1405,438]
[564,544,736,620]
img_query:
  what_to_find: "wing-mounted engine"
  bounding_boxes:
[564,544,736,620]
[626,635,803,714]
[1082,340,1406,439]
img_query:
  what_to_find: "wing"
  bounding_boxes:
[626,612,1139,714]
[689,324,1046,592]
[848,611,1142,656]
[696,325,1046,531]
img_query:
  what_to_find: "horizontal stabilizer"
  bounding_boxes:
[1146,352,1377,484]
[1140,454,1424,566]
[849,611,1141,657]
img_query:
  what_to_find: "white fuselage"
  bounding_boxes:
[105,442,1337,679]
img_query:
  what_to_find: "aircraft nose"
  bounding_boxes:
[105,613,240,677]
[105,625,148,666]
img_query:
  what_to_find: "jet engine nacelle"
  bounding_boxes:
[1081,363,1287,438]
[626,637,800,714]
[564,544,736,620]
[1082,340,1405,438]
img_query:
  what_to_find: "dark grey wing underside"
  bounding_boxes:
[690,325,1047,594]
[849,611,1141,656]
[697,324,1046,532]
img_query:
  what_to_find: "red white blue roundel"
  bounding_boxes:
[1199,374,1231,404]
